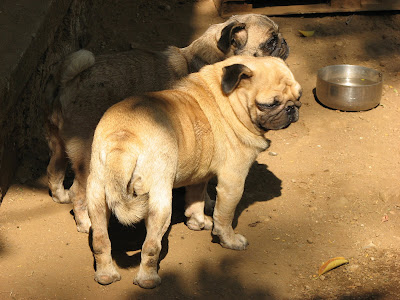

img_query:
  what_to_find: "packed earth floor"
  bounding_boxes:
[1,1,400,299]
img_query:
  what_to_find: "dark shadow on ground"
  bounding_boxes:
[310,291,385,300]
[129,256,276,300]
[207,162,282,228]
[129,256,387,300]
[0,236,6,255]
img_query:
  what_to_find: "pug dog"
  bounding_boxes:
[86,55,302,287]
[45,14,290,233]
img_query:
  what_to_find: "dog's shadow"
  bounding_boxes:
[207,161,282,229]
[100,161,281,270]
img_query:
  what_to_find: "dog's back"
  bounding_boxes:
[50,48,186,131]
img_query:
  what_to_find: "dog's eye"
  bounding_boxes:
[231,38,238,48]
[256,98,280,110]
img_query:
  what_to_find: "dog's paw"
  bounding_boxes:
[74,210,91,233]
[94,270,121,285]
[75,217,91,234]
[134,273,161,289]
[51,189,72,204]
[76,223,91,234]
[203,215,213,230]
[220,233,249,251]
[186,215,213,231]
[186,218,203,231]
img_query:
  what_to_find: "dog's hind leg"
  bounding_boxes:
[87,173,121,285]
[69,179,91,233]
[134,184,172,289]
[184,182,213,231]
[46,121,71,204]
[69,158,91,233]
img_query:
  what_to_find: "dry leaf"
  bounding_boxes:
[298,30,315,37]
[318,257,349,276]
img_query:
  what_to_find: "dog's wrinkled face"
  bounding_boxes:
[217,14,289,60]
[221,56,302,131]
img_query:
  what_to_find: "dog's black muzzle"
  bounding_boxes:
[270,37,289,61]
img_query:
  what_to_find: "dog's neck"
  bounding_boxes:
[226,97,271,151]
[179,36,226,73]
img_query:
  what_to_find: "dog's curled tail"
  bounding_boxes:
[45,49,95,109]
[102,140,148,225]
[59,49,95,87]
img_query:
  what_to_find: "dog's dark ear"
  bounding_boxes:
[217,22,246,54]
[221,64,253,95]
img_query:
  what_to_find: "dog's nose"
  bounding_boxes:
[286,105,296,115]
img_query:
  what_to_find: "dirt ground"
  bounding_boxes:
[1,0,400,299]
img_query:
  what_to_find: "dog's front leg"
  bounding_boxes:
[134,189,172,289]
[212,171,248,250]
[184,182,213,231]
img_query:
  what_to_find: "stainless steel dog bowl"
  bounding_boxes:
[316,65,383,111]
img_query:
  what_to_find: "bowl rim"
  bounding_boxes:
[317,64,383,87]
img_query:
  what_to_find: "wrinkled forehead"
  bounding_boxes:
[242,17,281,48]
[272,60,295,81]
[246,23,279,45]
[246,60,296,92]
[232,14,279,31]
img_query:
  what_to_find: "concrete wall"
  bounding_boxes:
[0,0,93,201]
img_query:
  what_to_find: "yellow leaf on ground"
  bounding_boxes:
[299,30,315,37]
[318,257,349,276]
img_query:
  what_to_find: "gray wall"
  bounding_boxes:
[0,0,93,201]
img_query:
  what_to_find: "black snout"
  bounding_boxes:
[286,105,296,115]
[270,37,289,60]
[285,100,300,124]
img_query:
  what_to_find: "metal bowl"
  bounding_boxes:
[316,65,383,111]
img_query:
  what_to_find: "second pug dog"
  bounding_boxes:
[87,55,302,287]
[46,14,290,233]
